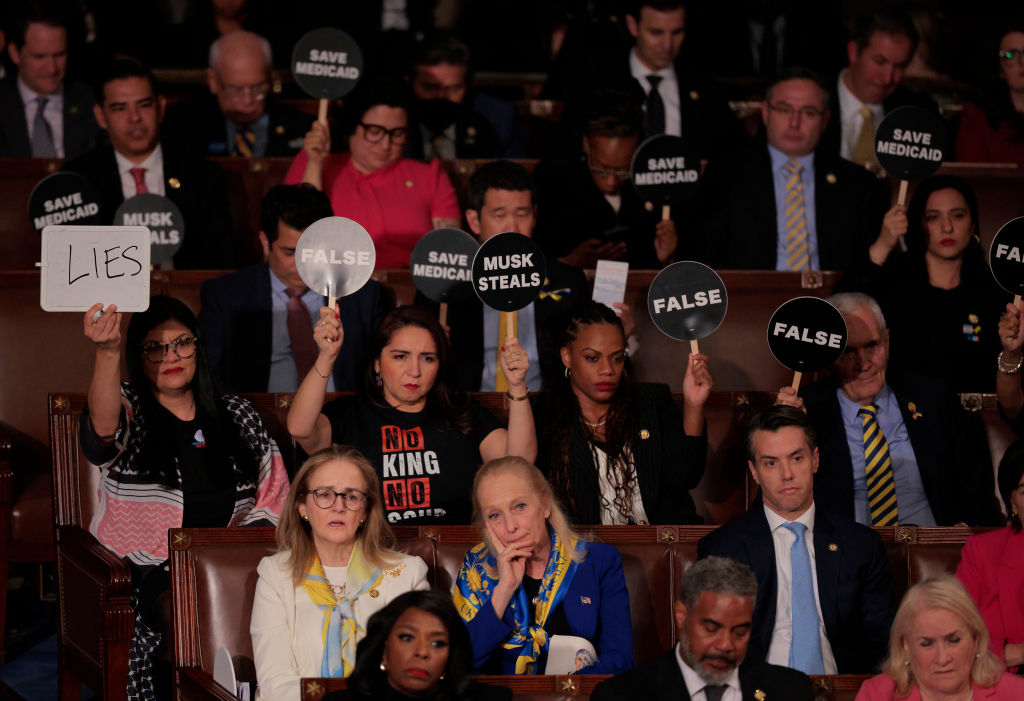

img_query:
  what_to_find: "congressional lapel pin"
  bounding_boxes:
[467,126,477,136]
[968,313,979,324]
[826,173,837,184]
[369,588,380,598]
[908,401,923,420]
[644,201,654,211]
[580,596,591,605]
[168,177,182,190]
[275,125,285,135]
[689,90,699,100]
[828,543,838,552]
[754,690,766,701]
[405,180,414,188]
[639,429,650,440]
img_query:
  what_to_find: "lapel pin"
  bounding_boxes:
[968,313,979,324]
[467,126,477,136]
[754,690,766,700]
[908,401,923,420]
[828,543,838,552]
[826,173,837,184]
[168,177,181,190]
[369,588,380,598]
[689,90,699,100]
[644,201,654,211]
[405,180,414,188]
[580,596,591,605]
[275,125,285,135]
[639,429,650,440]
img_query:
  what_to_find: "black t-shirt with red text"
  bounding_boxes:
[324,395,503,525]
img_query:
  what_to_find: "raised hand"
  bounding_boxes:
[314,303,344,360]
[84,303,122,352]
[499,336,530,392]
[682,352,713,408]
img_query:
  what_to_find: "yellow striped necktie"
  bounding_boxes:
[782,160,809,271]
[234,128,255,157]
[858,404,899,526]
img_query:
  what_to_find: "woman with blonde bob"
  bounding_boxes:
[856,575,1024,701]
[251,445,429,701]
[454,456,632,675]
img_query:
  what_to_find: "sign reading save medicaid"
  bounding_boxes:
[647,261,727,341]
[294,216,376,301]
[767,296,848,373]
[874,106,947,181]
[291,28,364,99]
[471,233,547,311]
[629,134,701,205]
[410,227,479,303]
[28,172,102,234]
[988,217,1024,301]
[114,194,184,266]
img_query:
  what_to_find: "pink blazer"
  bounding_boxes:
[855,672,1024,701]
[956,526,1024,663]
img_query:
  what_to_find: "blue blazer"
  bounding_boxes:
[463,541,633,675]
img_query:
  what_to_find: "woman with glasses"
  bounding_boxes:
[251,445,428,701]
[284,82,461,268]
[81,295,289,701]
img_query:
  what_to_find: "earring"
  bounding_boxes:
[302,513,309,521]
[564,367,571,379]
[380,660,387,672]
[904,659,909,666]
[375,372,382,388]
[439,673,445,681]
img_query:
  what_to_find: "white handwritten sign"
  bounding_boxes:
[39,226,151,312]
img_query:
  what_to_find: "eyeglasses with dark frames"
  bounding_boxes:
[141,336,198,363]
[306,487,368,511]
[358,122,409,144]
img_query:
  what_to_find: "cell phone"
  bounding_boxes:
[600,225,629,242]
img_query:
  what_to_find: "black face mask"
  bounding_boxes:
[415,98,461,134]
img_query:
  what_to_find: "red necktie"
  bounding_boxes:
[285,288,318,382]
[129,167,149,195]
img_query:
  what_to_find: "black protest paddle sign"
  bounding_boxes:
[294,216,376,305]
[630,134,701,217]
[647,261,727,353]
[988,217,1024,304]
[410,228,479,303]
[471,233,547,312]
[291,28,363,100]
[28,172,102,234]
[114,194,184,266]
[767,296,848,388]
[875,106,947,182]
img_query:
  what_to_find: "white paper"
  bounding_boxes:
[213,647,237,696]
[544,635,598,674]
[592,259,629,310]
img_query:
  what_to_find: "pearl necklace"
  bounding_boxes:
[582,417,607,428]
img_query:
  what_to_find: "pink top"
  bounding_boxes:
[855,672,1024,701]
[285,151,461,269]
[956,526,1024,665]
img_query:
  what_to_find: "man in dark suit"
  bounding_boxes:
[699,405,896,675]
[776,292,1002,527]
[416,160,587,391]
[162,30,311,158]
[0,3,99,157]
[62,58,235,269]
[592,555,813,701]
[699,67,886,271]
[199,184,385,393]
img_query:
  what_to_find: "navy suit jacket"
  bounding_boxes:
[198,263,385,393]
[0,77,99,158]
[821,82,939,160]
[801,376,1002,527]
[698,505,895,674]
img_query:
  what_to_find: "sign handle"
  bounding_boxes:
[318,99,329,125]
[439,302,448,327]
[661,205,671,221]
[328,283,338,311]
[1015,295,1022,308]
[896,180,909,252]
[506,310,516,339]
[791,371,802,391]
[689,339,699,354]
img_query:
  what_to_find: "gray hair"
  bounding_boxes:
[826,292,887,332]
[209,30,273,72]
[681,557,758,610]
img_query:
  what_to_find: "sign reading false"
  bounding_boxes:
[630,134,701,221]
[291,28,363,123]
[988,217,1024,305]
[28,172,103,234]
[295,216,376,307]
[114,194,184,266]
[39,225,151,312]
[472,232,547,312]
[647,261,727,354]
[767,296,848,389]
[411,227,479,326]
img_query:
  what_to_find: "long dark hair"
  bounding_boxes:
[348,590,475,700]
[361,306,473,434]
[125,295,257,486]
[974,21,1024,142]
[904,175,986,285]
[543,301,636,516]
[998,441,1024,531]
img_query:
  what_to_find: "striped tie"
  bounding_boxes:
[782,160,809,271]
[858,404,899,526]
[234,128,255,156]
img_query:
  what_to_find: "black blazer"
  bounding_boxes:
[405,103,500,160]
[801,375,1002,526]
[0,77,100,158]
[697,141,887,270]
[533,383,707,524]
[698,505,895,674]
[592,650,813,701]
[198,263,385,393]
[62,142,236,269]
[415,260,588,391]
[821,81,939,160]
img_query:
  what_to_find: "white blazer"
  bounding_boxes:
[250,549,429,701]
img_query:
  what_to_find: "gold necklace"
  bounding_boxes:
[323,572,347,598]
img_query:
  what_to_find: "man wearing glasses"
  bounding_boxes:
[163,30,311,158]
[698,67,886,271]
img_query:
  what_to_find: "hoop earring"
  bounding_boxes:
[564,367,571,379]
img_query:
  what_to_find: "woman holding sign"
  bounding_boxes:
[81,295,289,700]
[533,301,712,525]
[288,305,537,525]
[285,83,461,269]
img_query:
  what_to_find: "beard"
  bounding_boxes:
[678,636,738,685]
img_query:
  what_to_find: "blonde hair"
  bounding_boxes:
[277,445,399,585]
[471,456,586,578]
[883,575,1002,695]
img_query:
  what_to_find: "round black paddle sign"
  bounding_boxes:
[989,217,1024,297]
[114,194,184,266]
[767,296,848,372]
[874,106,947,181]
[410,228,479,303]
[295,216,376,298]
[630,134,701,205]
[647,261,727,341]
[472,233,547,311]
[291,28,364,99]
[28,172,102,234]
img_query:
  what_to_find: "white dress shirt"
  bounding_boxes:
[836,70,884,162]
[629,48,681,137]
[763,503,838,674]
[114,145,166,199]
[18,77,64,157]
[676,643,742,701]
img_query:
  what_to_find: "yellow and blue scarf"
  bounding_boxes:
[454,527,581,674]
[302,541,383,677]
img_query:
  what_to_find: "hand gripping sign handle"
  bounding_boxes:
[791,370,803,391]
[439,302,448,327]
[690,339,699,354]
[896,180,909,252]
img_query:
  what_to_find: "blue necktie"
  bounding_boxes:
[783,522,825,674]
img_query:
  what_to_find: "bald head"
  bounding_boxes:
[208,31,272,125]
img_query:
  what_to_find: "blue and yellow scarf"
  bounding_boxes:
[454,527,582,674]
[302,541,383,677]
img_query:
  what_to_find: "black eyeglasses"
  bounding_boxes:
[999,48,1024,62]
[141,336,198,363]
[586,155,631,180]
[358,122,409,144]
[306,487,368,511]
